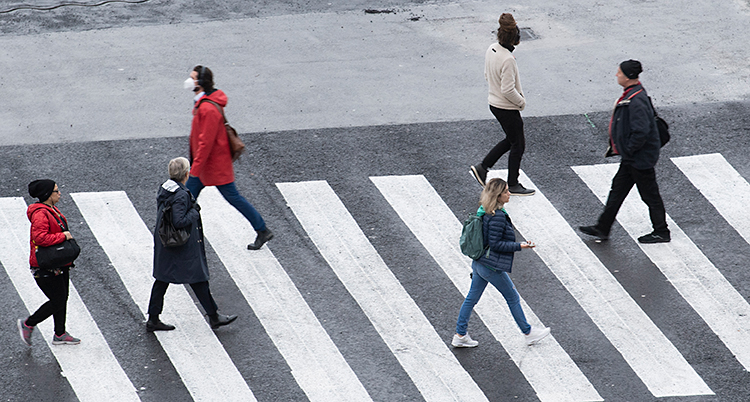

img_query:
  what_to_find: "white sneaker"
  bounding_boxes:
[452,333,479,348]
[525,327,551,346]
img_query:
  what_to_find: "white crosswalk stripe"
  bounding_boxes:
[489,169,713,398]
[371,174,603,402]
[574,161,750,371]
[70,191,257,402]
[0,197,140,402]
[198,187,373,402]
[277,180,489,402]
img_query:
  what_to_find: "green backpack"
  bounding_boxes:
[460,208,489,260]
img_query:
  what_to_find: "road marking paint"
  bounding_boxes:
[490,170,713,397]
[371,175,603,402]
[577,160,750,370]
[0,197,140,402]
[277,180,489,402]
[70,191,256,402]
[199,187,372,402]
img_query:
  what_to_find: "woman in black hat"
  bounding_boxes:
[17,179,80,346]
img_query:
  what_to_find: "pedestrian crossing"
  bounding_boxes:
[3,152,749,401]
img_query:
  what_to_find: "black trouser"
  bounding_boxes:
[595,163,669,236]
[26,270,70,336]
[482,106,525,187]
[147,280,218,319]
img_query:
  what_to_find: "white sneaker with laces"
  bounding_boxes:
[525,326,551,346]
[452,333,479,348]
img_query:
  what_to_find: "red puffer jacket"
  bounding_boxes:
[189,89,235,186]
[27,203,69,268]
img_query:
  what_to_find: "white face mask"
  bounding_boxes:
[183,77,196,90]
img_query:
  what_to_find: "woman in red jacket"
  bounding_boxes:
[17,180,80,346]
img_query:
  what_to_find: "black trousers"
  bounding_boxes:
[482,106,525,187]
[147,280,218,318]
[26,270,69,336]
[596,163,669,236]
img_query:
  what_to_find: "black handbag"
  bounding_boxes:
[648,97,670,147]
[158,202,190,247]
[35,208,81,269]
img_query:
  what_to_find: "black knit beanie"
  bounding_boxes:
[28,179,56,202]
[620,59,643,79]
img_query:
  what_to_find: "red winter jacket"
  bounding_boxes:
[27,203,69,268]
[190,90,235,186]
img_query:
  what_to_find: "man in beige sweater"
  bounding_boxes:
[470,13,535,196]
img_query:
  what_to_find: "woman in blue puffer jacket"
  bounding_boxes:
[452,178,550,347]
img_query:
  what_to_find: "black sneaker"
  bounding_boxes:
[579,225,609,241]
[248,229,274,250]
[146,320,176,332]
[210,314,238,329]
[508,183,535,196]
[638,232,670,243]
[470,164,487,187]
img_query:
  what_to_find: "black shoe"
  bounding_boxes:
[146,320,176,332]
[210,314,238,329]
[508,183,535,196]
[579,225,609,241]
[638,232,671,243]
[247,229,274,250]
[470,164,487,187]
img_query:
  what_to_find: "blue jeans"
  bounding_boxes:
[456,260,530,336]
[186,176,267,232]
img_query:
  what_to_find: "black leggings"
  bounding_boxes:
[147,280,218,318]
[482,106,526,187]
[26,270,70,336]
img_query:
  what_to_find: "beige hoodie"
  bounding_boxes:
[485,43,525,110]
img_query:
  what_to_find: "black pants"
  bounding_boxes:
[482,106,525,187]
[26,270,70,336]
[147,280,218,318]
[596,163,669,236]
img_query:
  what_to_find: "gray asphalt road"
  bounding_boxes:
[2,100,750,401]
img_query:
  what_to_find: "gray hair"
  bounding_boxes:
[168,157,190,181]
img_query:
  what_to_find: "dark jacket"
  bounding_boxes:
[610,83,660,170]
[475,209,522,273]
[153,179,209,284]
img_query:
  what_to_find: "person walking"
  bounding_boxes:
[146,157,237,332]
[183,65,274,250]
[579,60,670,243]
[452,178,550,348]
[17,180,80,346]
[470,13,535,196]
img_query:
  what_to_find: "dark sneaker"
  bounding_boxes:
[578,226,609,241]
[210,314,238,329]
[17,319,33,346]
[470,164,487,187]
[247,229,274,250]
[508,183,535,196]
[146,320,176,332]
[638,232,671,243]
[52,332,80,345]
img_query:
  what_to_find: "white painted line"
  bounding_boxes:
[70,191,256,402]
[371,175,603,402]
[489,170,713,397]
[672,153,750,244]
[0,197,140,402]
[277,180,489,402]
[576,160,750,370]
[198,187,372,402]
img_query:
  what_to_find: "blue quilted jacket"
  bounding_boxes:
[475,208,522,272]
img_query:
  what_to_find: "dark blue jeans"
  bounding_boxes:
[186,176,267,232]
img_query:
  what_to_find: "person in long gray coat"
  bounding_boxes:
[146,157,237,332]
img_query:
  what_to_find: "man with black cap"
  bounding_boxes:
[579,60,670,243]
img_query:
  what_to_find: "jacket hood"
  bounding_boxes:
[199,89,227,107]
[157,180,184,205]
[27,202,54,220]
